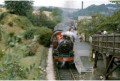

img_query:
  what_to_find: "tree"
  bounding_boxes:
[100,10,120,33]
[78,10,120,36]
[39,12,57,30]
[110,0,120,4]
[52,8,61,16]
[39,7,53,12]
[52,8,62,23]
[78,14,104,35]
[5,0,33,16]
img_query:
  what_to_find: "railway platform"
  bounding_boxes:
[73,36,95,80]
[74,36,120,80]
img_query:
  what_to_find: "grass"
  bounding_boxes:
[0,12,33,30]
[19,45,48,79]
[0,39,48,79]
[0,12,49,80]
[13,16,34,30]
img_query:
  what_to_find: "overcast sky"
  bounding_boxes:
[0,0,112,9]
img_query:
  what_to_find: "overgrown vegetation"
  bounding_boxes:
[71,3,120,19]
[0,12,34,30]
[39,7,62,23]
[0,44,47,80]
[0,1,55,80]
[51,7,62,23]
[36,27,52,47]
[24,27,52,47]
[77,9,120,37]
[13,15,34,29]
[0,50,4,60]
[5,1,33,16]
[39,7,53,12]
[0,12,9,21]
[27,11,56,30]
[0,26,49,79]
[27,7,62,30]
[24,28,37,39]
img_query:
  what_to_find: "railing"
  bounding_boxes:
[92,34,120,80]
[92,34,120,55]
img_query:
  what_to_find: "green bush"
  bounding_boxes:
[24,50,35,57]
[7,32,16,47]
[45,20,57,30]
[0,50,5,60]
[0,12,9,21]
[24,28,37,39]
[13,16,34,30]
[8,22,13,27]
[24,27,53,47]
[5,1,33,16]
[0,25,2,41]
[0,63,27,79]
[36,27,52,47]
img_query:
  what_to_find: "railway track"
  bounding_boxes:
[55,63,80,80]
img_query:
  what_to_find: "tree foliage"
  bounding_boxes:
[37,27,52,47]
[52,7,62,23]
[52,8,62,16]
[24,27,52,47]
[110,1,120,4]
[39,7,53,12]
[5,1,33,16]
[77,10,120,36]
[27,11,57,30]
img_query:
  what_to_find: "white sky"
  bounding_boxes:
[0,0,112,9]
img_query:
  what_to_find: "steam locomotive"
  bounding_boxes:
[51,30,74,67]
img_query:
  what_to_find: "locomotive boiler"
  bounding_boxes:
[51,30,74,67]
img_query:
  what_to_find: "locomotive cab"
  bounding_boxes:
[51,30,62,49]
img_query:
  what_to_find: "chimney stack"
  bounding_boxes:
[82,1,83,9]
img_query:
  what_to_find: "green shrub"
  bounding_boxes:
[0,50,5,60]
[16,37,22,43]
[13,16,33,30]
[36,27,53,47]
[45,20,57,30]
[8,32,16,47]
[8,22,13,27]
[24,50,35,56]
[0,63,27,79]
[0,25,2,41]
[9,32,14,37]
[0,12,9,21]
[24,27,53,47]
[24,28,37,39]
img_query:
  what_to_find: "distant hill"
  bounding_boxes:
[71,3,120,19]
[33,4,120,20]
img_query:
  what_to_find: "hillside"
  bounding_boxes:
[71,3,120,19]
[37,4,120,20]
[0,8,49,80]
